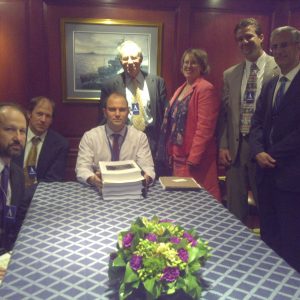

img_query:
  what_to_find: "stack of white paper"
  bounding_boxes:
[99,160,144,200]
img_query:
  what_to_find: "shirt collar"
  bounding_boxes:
[245,51,267,71]
[279,63,300,82]
[27,127,47,142]
[125,71,144,86]
[0,158,9,173]
[105,124,127,138]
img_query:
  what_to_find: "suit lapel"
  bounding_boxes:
[262,55,278,86]
[231,63,244,112]
[145,74,156,102]
[278,70,300,111]
[113,73,126,94]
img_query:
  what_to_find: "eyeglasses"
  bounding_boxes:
[270,41,297,52]
[183,61,199,67]
[121,56,140,62]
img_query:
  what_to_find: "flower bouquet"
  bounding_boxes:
[108,216,211,300]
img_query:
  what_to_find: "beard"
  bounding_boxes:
[0,141,24,158]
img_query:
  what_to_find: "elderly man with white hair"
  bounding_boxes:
[100,40,168,177]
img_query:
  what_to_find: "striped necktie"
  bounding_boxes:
[240,63,258,135]
[24,136,41,187]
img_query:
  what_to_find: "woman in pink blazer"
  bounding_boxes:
[158,48,221,201]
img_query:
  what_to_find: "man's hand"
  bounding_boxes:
[255,152,276,168]
[0,266,6,281]
[219,148,232,167]
[87,171,102,188]
[144,174,153,187]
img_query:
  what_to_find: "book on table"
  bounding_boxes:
[159,176,202,191]
[99,160,144,200]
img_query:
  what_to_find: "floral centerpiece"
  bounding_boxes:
[108,216,211,300]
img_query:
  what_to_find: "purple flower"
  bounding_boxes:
[178,248,189,262]
[170,236,181,244]
[145,233,157,242]
[183,232,197,246]
[109,252,117,261]
[122,233,134,248]
[159,219,173,223]
[161,267,180,282]
[130,255,142,271]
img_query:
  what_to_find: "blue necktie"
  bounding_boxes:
[273,77,288,113]
[111,134,120,161]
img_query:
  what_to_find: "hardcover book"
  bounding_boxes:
[159,176,202,191]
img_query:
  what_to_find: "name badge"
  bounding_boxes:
[244,91,255,103]
[132,103,140,115]
[5,205,17,222]
[27,165,37,178]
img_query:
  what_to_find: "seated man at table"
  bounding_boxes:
[0,103,28,280]
[76,92,155,188]
[14,96,69,199]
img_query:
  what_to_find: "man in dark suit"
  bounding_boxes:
[15,97,69,195]
[250,26,300,272]
[0,103,28,279]
[100,41,167,176]
[217,18,278,223]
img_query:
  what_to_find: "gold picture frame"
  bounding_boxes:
[60,18,163,103]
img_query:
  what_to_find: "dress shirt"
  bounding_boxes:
[272,63,300,106]
[125,71,153,126]
[23,127,47,167]
[241,52,268,109]
[75,125,155,184]
[0,159,11,206]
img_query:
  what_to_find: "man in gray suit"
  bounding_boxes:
[218,18,278,223]
[100,41,167,176]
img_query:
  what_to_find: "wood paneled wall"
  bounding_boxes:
[0,0,299,180]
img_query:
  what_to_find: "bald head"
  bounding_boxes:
[0,104,27,163]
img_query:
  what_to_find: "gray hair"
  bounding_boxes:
[117,40,143,60]
[271,26,300,43]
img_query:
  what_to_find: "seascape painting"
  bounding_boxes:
[61,18,162,102]
[74,32,150,91]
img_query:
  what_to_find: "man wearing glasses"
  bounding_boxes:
[100,40,168,177]
[217,18,278,224]
[250,26,300,272]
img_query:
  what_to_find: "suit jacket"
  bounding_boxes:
[100,71,167,154]
[166,77,220,196]
[218,54,278,163]
[1,162,27,252]
[15,129,69,182]
[250,70,300,192]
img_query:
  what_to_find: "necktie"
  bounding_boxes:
[111,134,120,161]
[131,79,146,131]
[273,77,288,113]
[24,136,41,187]
[240,63,258,135]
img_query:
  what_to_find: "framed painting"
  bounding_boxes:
[60,18,163,102]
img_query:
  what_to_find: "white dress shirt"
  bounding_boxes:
[75,125,155,184]
[125,71,153,125]
[272,63,300,105]
[0,159,11,206]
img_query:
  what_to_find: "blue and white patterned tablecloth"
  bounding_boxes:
[1,182,299,300]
